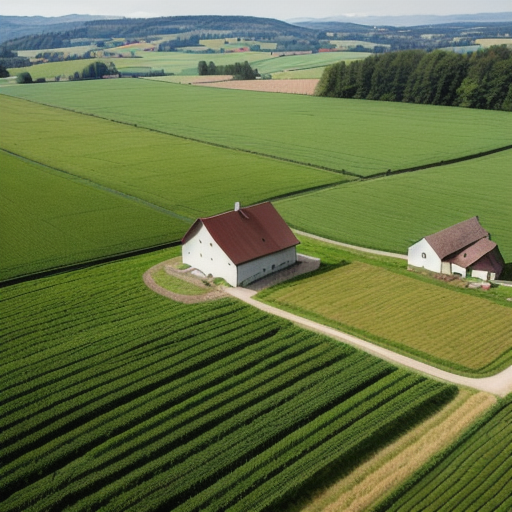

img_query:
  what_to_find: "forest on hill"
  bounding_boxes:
[316,46,512,111]
[0,15,317,52]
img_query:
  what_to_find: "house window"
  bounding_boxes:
[210,243,213,247]
[199,240,202,244]
[200,253,202,257]
[421,253,426,259]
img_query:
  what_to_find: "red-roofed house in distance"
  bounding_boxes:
[408,217,505,281]
[181,202,300,287]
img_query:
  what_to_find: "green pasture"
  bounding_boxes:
[17,45,98,58]
[0,96,344,215]
[3,79,511,177]
[249,51,369,75]
[0,150,186,281]
[330,40,391,50]
[0,247,455,512]
[143,75,233,84]
[257,260,512,375]
[276,149,512,262]
[7,51,275,79]
[6,58,120,80]
[199,38,277,50]
[0,95,345,279]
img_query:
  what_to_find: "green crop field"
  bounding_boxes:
[276,149,512,262]
[0,94,346,280]
[0,96,344,218]
[257,260,512,375]
[6,51,274,80]
[250,51,369,75]
[374,394,512,512]
[7,49,366,81]
[6,58,125,81]
[0,150,187,281]
[0,248,456,512]
[2,79,511,176]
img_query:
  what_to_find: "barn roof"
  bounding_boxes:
[447,237,498,268]
[424,217,489,259]
[182,202,300,265]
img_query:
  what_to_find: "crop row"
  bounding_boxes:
[2,327,328,503]
[166,370,423,512]
[1,301,255,415]
[376,396,512,512]
[4,341,362,511]
[1,313,280,469]
[228,381,456,512]
[53,357,392,512]
[1,250,457,511]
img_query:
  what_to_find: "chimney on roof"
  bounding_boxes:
[234,202,240,211]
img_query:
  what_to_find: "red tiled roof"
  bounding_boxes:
[471,247,505,276]
[447,237,498,268]
[182,202,300,265]
[425,217,488,259]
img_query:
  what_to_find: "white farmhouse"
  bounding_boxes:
[181,202,300,287]
[408,217,505,280]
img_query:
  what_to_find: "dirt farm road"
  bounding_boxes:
[225,287,512,397]
[293,230,409,260]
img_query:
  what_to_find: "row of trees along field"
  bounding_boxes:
[198,60,259,79]
[316,46,512,111]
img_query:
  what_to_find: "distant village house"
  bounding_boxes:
[182,202,300,287]
[408,217,504,280]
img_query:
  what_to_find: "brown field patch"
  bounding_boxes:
[196,78,320,95]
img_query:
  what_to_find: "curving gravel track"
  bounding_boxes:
[225,286,512,397]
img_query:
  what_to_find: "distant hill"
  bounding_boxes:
[0,15,122,44]
[292,12,512,27]
[0,15,317,50]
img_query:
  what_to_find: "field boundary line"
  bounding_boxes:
[225,287,512,396]
[2,94,511,180]
[1,95,362,178]
[293,230,408,260]
[367,144,512,179]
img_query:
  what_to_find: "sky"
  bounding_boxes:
[1,0,511,20]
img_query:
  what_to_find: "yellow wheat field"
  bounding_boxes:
[301,390,496,512]
[196,78,320,95]
[263,262,512,371]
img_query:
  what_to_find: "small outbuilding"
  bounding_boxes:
[408,217,504,280]
[181,202,300,287]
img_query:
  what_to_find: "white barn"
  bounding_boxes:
[408,217,504,280]
[181,202,300,287]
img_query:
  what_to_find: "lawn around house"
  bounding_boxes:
[257,253,512,376]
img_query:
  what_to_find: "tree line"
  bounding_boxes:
[198,60,259,79]
[316,46,512,111]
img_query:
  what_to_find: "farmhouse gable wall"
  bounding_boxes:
[181,202,299,287]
